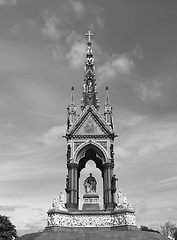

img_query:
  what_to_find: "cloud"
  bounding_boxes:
[155,176,177,188]
[10,19,37,35]
[89,17,105,31]
[114,146,131,159]
[96,17,105,29]
[97,54,135,83]
[116,109,147,129]
[68,0,85,17]
[137,122,177,157]
[31,125,66,146]
[132,44,143,60]
[66,31,86,67]
[0,0,17,5]
[0,205,26,211]
[41,12,63,41]
[137,80,162,101]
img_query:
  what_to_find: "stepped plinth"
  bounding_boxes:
[82,192,100,211]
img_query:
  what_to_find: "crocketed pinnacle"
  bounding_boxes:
[81,31,99,111]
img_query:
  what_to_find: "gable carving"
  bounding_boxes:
[74,114,105,136]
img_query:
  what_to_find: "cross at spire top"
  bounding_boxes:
[86,30,93,42]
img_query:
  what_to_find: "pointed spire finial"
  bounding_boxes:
[104,86,113,127]
[81,31,99,110]
[105,86,110,104]
[70,86,75,105]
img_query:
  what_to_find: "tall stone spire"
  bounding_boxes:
[67,86,76,129]
[104,86,113,128]
[81,31,99,111]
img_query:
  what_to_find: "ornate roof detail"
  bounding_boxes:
[66,32,116,139]
[81,31,99,111]
[66,105,115,140]
[67,86,76,130]
[104,87,113,129]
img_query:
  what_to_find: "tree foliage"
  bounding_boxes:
[0,215,17,240]
[160,221,177,239]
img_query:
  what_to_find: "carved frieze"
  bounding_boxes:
[47,212,136,227]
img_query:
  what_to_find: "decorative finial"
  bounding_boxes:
[86,30,93,42]
[70,86,75,105]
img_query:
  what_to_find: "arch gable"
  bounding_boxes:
[74,140,107,164]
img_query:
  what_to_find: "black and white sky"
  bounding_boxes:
[0,0,177,236]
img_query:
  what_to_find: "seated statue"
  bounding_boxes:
[83,173,97,193]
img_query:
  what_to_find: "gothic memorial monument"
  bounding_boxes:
[47,31,136,231]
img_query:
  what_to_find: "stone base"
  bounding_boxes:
[30,228,169,240]
[47,208,136,229]
[45,225,138,232]
[82,193,100,211]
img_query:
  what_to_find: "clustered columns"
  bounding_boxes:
[66,163,79,210]
[103,162,115,210]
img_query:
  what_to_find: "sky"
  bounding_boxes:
[0,0,177,236]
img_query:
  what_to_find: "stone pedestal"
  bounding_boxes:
[82,193,100,211]
[47,208,136,229]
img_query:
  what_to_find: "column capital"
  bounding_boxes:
[67,163,78,169]
[103,162,114,169]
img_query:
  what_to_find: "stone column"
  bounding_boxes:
[103,167,107,209]
[66,163,78,210]
[103,162,114,210]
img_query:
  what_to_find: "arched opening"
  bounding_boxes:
[79,160,103,210]
[76,146,106,210]
[66,142,114,211]
[78,148,104,177]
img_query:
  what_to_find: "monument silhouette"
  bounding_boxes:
[33,31,168,240]
[46,30,136,231]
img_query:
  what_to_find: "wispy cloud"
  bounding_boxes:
[10,19,37,35]
[0,0,17,6]
[41,12,63,41]
[31,125,66,146]
[155,176,177,188]
[66,31,86,67]
[97,54,135,84]
[0,205,27,211]
[132,44,143,60]
[137,80,162,101]
[137,122,177,157]
[115,146,131,159]
[68,0,85,17]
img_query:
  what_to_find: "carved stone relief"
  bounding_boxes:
[47,212,136,227]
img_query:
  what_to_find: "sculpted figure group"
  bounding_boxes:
[51,192,67,211]
[116,190,132,209]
